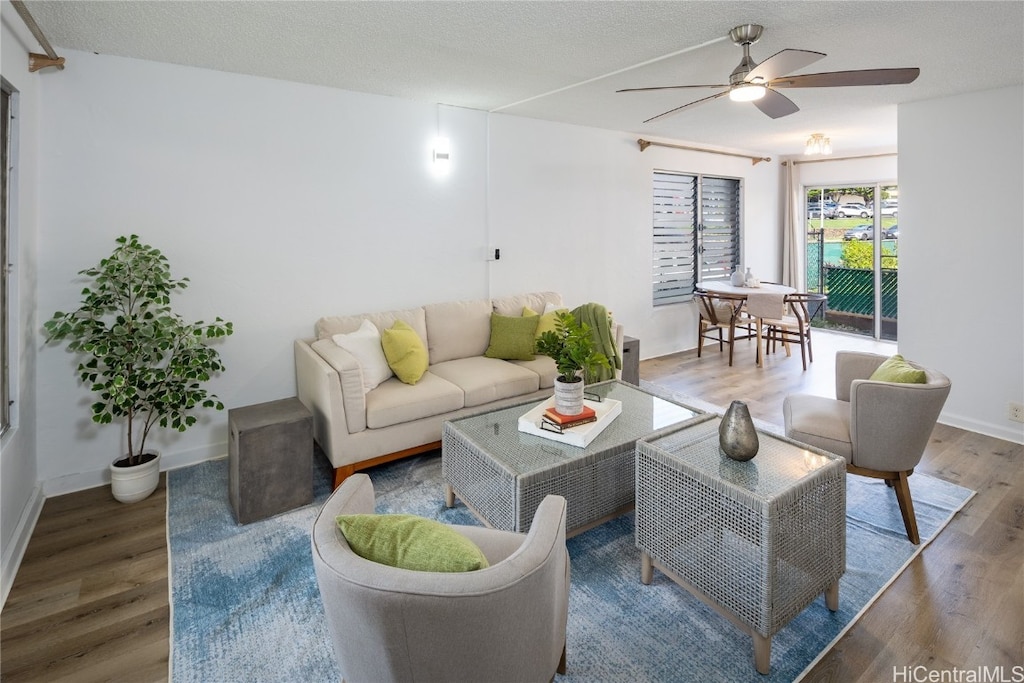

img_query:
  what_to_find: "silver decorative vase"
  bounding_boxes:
[553,377,585,416]
[719,400,759,461]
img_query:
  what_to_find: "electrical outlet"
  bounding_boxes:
[1010,402,1024,423]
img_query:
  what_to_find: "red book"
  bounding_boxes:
[544,404,596,425]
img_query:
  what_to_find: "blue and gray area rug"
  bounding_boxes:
[168,431,973,683]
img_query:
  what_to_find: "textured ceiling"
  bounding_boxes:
[13,0,1024,157]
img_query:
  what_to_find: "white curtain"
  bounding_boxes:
[781,161,806,292]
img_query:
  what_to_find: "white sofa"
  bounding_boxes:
[295,292,623,488]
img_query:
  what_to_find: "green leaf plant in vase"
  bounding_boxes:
[44,234,233,503]
[535,311,611,416]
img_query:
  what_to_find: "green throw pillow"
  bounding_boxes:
[523,306,568,339]
[336,514,490,572]
[869,354,927,384]
[381,320,429,384]
[484,313,539,361]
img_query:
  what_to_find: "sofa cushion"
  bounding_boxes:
[430,357,541,408]
[366,373,465,429]
[311,338,367,434]
[492,292,563,318]
[424,298,492,364]
[523,306,569,339]
[381,320,429,385]
[510,355,558,389]
[331,320,393,392]
[484,313,539,361]
[316,307,427,346]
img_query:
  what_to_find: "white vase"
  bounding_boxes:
[730,267,745,286]
[553,377,585,416]
[110,452,161,504]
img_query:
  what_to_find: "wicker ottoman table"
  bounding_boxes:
[636,418,846,675]
[442,380,705,537]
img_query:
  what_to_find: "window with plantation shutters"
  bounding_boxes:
[652,171,741,306]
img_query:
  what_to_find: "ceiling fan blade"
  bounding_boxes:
[643,90,730,123]
[753,88,799,119]
[617,84,729,93]
[771,67,921,88]
[747,49,826,83]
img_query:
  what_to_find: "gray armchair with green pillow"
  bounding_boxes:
[311,473,570,683]
[783,351,951,544]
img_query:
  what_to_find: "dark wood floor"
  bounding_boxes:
[2,330,1021,682]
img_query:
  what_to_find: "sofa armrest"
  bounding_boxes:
[295,339,359,468]
[613,322,625,379]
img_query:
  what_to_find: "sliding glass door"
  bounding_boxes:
[804,183,899,340]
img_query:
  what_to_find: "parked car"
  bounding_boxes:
[844,224,874,240]
[884,224,899,239]
[880,201,899,217]
[807,200,837,219]
[835,203,873,218]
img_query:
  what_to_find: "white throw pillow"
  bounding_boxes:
[332,320,393,392]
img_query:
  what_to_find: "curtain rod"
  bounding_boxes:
[637,138,771,165]
[10,0,65,72]
[782,152,896,166]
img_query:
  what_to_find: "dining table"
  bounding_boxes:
[697,280,796,367]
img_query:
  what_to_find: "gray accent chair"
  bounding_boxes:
[783,351,951,544]
[311,473,570,683]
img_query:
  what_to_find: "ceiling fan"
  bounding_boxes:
[619,24,920,123]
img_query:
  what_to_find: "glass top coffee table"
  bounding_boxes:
[441,380,706,537]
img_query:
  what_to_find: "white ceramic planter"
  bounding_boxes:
[553,377,585,416]
[110,452,162,504]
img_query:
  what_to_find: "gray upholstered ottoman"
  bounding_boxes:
[228,397,313,524]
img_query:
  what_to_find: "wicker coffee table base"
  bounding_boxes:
[640,552,839,675]
[636,418,846,675]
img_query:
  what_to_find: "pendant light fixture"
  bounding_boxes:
[804,133,832,155]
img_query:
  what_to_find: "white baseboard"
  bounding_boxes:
[42,441,230,497]
[939,413,1024,446]
[1,484,45,609]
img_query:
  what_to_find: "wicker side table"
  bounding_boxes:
[228,397,313,524]
[635,418,846,675]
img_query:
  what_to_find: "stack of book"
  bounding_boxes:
[541,405,597,431]
[518,397,623,447]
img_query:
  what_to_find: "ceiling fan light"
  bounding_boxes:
[729,83,766,102]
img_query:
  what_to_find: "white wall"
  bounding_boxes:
[1,6,45,606]
[487,115,780,360]
[899,86,1024,444]
[30,48,784,495]
[35,49,491,493]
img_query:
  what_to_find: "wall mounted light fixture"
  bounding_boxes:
[804,133,832,155]
[432,137,451,175]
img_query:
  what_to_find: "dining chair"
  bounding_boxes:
[695,291,753,366]
[761,293,827,371]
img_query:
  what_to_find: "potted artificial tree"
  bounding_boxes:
[535,311,611,416]
[44,234,233,503]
